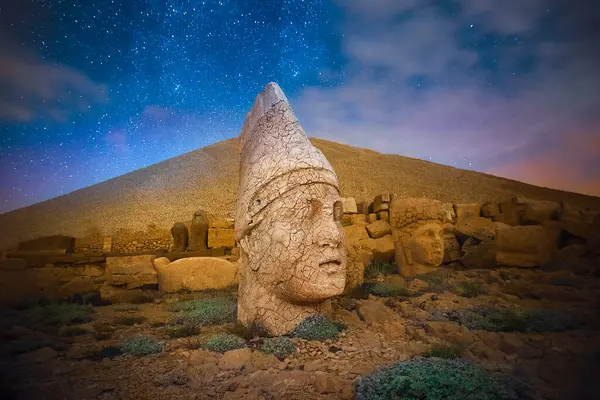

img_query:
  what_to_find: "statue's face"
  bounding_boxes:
[408,222,444,266]
[242,183,346,303]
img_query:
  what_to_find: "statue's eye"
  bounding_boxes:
[333,200,343,221]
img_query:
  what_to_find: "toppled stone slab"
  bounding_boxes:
[106,255,157,289]
[155,257,238,293]
[454,203,481,219]
[522,199,561,224]
[18,235,76,253]
[455,214,496,241]
[366,220,392,239]
[496,225,552,267]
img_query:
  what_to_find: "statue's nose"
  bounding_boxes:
[318,218,342,248]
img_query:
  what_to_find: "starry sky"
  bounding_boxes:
[1,0,599,213]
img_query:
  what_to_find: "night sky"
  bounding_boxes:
[1,0,599,213]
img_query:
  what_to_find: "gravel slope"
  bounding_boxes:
[1,137,599,250]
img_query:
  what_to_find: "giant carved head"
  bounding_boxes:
[235,82,347,324]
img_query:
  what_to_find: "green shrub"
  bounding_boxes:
[365,261,397,279]
[454,281,487,298]
[113,316,146,326]
[424,343,462,359]
[416,270,453,292]
[119,336,163,356]
[169,298,235,326]
[440,307,580,333]
[166,324,200,338]
[20,302,94,327]
[260,337,297,360]
[355,357,531,400]
[204,333,246,353]
[291,314,342,341]
[367,282,410,297]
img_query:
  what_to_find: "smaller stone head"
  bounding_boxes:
[390,198,445,277]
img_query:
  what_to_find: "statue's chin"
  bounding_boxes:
[278,276,346,304]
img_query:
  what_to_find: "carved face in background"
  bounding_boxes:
[407,223,444,266]
[240,182,346,303]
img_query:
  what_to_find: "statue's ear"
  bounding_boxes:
[238,236,260,271]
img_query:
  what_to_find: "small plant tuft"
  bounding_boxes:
[291,314,342,341]
[204,333,246,353]
[166,324,200,338]
[169,298,236,327]
[367,282,410,297]
[260,337,297,360]
[355,357,531,400]
[119,336,163,356]
[454,281,487,298]
[113,316,146,326]
[415,270,453,292]
[20,302,94,327]
[364,261,397,279]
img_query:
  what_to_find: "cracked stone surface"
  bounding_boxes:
[390,198,445,277]
[235,82,347,336]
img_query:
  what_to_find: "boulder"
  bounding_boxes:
[208,228,235,248]
[189,209,209,251]
[358,235,395,263]
[155,257,238,293]
[356,300,398,324]
[443,233,460,263]
[342,198,358,214]
[106,255,157,289]
[366,220,392,239]
[454,203,481,219]
[373,193,391,213]
[350,214,368,226]
[495,225,552,267]
[481,202,500,218]
[455,214,496,241]
[441,203,456,223]
[344,261,364,294]
[344,225,369,246]
[18,235,76,253]
[171,222,189,252]
[460,238,498,269]
[522,199,560,224]
[57,277,97,298]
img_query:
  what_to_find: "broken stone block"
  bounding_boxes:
[481,202,500,218]
[208,227,235,248]
[495,225,552,267]
[455,214,496,241]
[366,220,392,239]
[522,199,560,224]
[350,214,368,226]
[106,255,157,288]
[155,257,237,293]
[443,233,460,263]
[367,213,377,224]
[377,210,390,222]
[373,193,391,213]
[342,198,358,214]
[454,203,481,219]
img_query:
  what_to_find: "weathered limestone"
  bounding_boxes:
[367,213,377,224]
[454,203,481,219]
[377,210,390,222]
[481,202,500,219]
[373,193,391,213]
[106,255,157,289]
[208,226,235,248]
[358,235,395,263]
[18,235,76,253]
[356,201,369,215]
[497,197,525,226]
[188,209,209,251]
[350,214,368,226]
[495,225,552,267]
[460,239,498,269]
[443,233,460,263]
[441,203,456,223]
[390,198,445,277]
[366,220,392,239]
[155,257,237,293]
[235,82,346,336]
[342,198,358,214]
[344,261,365,294]
[455,214,496,241]
[522,199,560,224]
[102,236,113,252]
[171,222,189,252]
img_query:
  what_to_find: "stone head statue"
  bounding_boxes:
[390,198,445,277]
[235,82,347,336]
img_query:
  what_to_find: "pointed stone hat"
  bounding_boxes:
[235,82,339,242]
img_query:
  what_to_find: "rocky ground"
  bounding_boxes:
[1,265,599,400]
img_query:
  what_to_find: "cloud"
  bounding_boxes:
[0,36,108,123]
[294,0,600,196]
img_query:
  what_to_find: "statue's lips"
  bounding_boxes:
[319,259,343,274]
